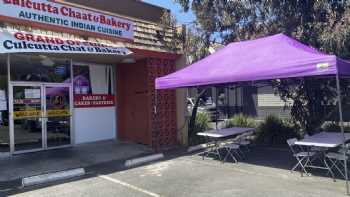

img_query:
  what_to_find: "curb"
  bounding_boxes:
[124,153,164,168]
[22,168,85,187]
[2,152,167,190]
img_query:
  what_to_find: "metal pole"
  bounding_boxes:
[235,85,238,114]
[215,87,218,130]
[226,86,230,119]
[336,73,349,195]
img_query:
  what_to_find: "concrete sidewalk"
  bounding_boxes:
[0,140,153,183]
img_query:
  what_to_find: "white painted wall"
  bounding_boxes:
[74,107,116,144]
[258,86,293,107]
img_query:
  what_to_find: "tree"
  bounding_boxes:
[158,10,211,61]
[174,0,350,132]
[174,0,350,57]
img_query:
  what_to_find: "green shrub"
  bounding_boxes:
[189,112,210,145]
[225,114,256,128]
[255,115,300,146]
[193,112,210,133]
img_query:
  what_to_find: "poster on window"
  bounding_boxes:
[73,65,91,95]
[25,89,41,99]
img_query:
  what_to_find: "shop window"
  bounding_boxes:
[73,63,115,108]
[10,54,71,83]
[0,55,9,152]
[73,64,114,95]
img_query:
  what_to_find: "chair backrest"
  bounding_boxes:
[346,143,350,149]
[240,133,250,138]
[286,138,298,154]
[339,143,350,155]
[234,134,243,143]
[286,138,298,146]
[239,131,254,140]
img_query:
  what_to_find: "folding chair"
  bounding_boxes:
[235,131,254,152]
[326,144,350,179]
[325,152,348,179]
[302,134,328,166]
[287,138,316,175]
[202,140,222,161]
[220,142,241,163]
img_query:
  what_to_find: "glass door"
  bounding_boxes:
[45,85,71,148]
[11,85,44,152]
[10,84,72,153]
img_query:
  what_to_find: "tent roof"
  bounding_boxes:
[156,33,350,90]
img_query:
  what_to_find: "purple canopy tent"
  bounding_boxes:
[155,33,350,193]
[156,33,350,89]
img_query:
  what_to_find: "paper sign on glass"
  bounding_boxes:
[0,90,7,111]
[25,89,41,99]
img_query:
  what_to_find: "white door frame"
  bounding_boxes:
[9,82,73,154]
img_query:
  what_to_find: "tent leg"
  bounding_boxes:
[215,87,218,130]
[336,74,349,195]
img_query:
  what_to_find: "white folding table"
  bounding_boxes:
[197,127,255,138]
[197,127,255,160]
[294,132,350,177]
[295,132,350,148]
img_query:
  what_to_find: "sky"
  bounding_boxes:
[143,0,195,25]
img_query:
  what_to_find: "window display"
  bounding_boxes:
[73,63,115,108]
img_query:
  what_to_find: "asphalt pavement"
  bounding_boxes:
[2,148,348,197]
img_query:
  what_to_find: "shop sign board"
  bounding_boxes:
[0,31,132,55]
[0,0,134,40]
[74,94,115,108]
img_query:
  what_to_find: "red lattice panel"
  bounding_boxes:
[147,58,177,150]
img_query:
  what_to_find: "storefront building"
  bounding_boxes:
[0,0,187,156]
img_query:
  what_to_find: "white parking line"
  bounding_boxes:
[98,175,161,197]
